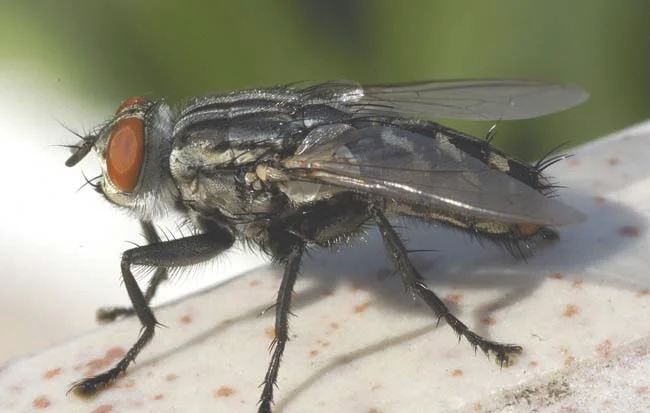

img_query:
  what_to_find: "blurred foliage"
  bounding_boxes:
[3,0,650,160]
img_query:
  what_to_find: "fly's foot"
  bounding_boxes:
[493,344,523,367]
[464,330,523,366]
[96,306,136,323]
[68,370,122,398]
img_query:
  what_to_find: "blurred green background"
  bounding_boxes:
[3,0,649,160]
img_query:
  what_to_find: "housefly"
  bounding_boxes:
[65,79,587,412]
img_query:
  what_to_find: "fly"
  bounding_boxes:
[64,79,587,412]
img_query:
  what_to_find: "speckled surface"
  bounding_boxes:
[2,79,650,412]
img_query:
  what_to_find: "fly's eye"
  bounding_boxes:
[115,96,148,115]
[106,117,145,192]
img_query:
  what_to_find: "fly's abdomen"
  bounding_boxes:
[397,120,554,195]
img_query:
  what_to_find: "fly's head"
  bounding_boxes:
[66,96,178,220]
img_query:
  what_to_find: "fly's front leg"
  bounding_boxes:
[259,244,303,413]
[70,228,234,397]
[373,208,522,365]
[96,221,169,323]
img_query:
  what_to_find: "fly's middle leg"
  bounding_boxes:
[258,244,303,413]
[373,207,523,365]
[69,228,234,397]
[96,221,169,322]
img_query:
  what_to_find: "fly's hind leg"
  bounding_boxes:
[96,221,169,323]
[69,224,234,397]
[373,207,523,365]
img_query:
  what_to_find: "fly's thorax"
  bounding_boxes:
[94,98,177,220]
[168,136,277,217]
[168,141,345,217]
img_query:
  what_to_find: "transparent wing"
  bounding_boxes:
[283,126,585,225]
[357,79,588,121]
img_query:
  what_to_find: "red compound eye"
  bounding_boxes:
[106,117,145,192]
[115,96,148,115]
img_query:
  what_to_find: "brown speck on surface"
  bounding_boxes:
[473,403,483,412]
[607,157,620,166]
[92,405,113,413]
[564,355,576,367]
[571,280,584,289]
[265,326,276,339]
[637,289,650,297]
[316,339,331,348]
[249,279,261,287]
[563,304,579,318]
[106,347,124,359]
[597,339,613,358]
[528,360,538,368]
[481,316,496,326]
[82,347,126,376]
[329,322,340,330]
[450,368,463,377]
[32,395,50,409]
[353,302,370,314]
[43,367,62,379]
[165,373,178,381]
[213,386,236,398]
[593,195,606,205]
[368,409,384,413]
[180,314,193,324]
[308,349,319,358]
[321,290,335,297]
[619,225,641,237]
[153,393,164,400]
[549,272,565,280]
[444,293,463,304]
[370,384,382,391]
